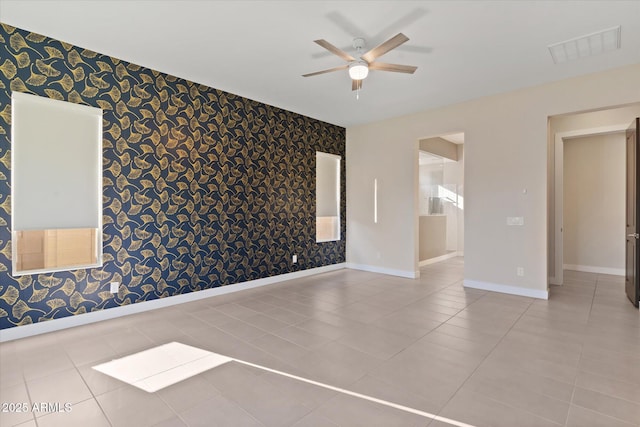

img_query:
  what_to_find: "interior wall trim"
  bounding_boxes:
[563,264,625,277]
[346,263,418,279]
[463,279,549,300]
[552,123,629,290]
[548,275,561,285]
[0,263,346,343]
[419,252,462,267]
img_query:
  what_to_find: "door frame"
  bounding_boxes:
[415,133,465,273]
[552,123,628,285]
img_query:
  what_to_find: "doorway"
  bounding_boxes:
[417,134,464,266]
[549,104,640,286]
[562,132,625,275]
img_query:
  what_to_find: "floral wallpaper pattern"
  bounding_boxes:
[0,24,345,330]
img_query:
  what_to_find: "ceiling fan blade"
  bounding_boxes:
[361,33,409,63]
[302,64,349,77]
[314,39,355,62]
[369,62,417,74]
[352,79,363,91]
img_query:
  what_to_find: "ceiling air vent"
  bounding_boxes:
[548,26,621,64]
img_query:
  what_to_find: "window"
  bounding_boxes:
[11,92,103,275]
[316,152,340,242]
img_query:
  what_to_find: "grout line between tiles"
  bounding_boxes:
[432,289,544,424]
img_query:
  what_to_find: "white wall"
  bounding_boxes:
[563,134,625,273]
[347,63,640,297]
[418,160,444,216]
[443,145,464,252]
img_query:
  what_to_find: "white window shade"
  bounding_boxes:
[11,92,103,275]
[12,92,102,230]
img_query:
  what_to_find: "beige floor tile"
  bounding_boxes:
[214,303,261,321]
[248,332,309,363]
[0,359,24,389]
[187,307,236,326]
[327,301,397,323]
[293,318,348,340]
[0,383,34,426]
[473,358,574,402]
[2,263,637,427]
[26,368,92,414]
[202,362,313,426]
[241,313,290,333]
[575,370,640,404]
[179,394,263,427]
[151,416,189,427]
[156,375,221,413]
[287,341,384,388]
[291,412,340,427]
[565,404,637,427]
[579,356,640,386]
[314,393,427,427]
[20,349,75,382]
[439,388,563,427]
[335,324,418,359]
[349,374,443,415]
[419,330,496,357]
[215,319,268,341]
[572,387,640,425]
[103,328,155,357]
[462,373,570,425]
[96,385,176,427]
[432,322,503,345]
[262,307,308,325]
[36,398,109,427]
[63,338,118,367]
[368,311,442,339]
[271,324,332,349]
[258,369,336,410]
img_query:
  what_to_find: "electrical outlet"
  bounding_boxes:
[517,267,524,277]
[110,282,119,293]
[292,255,297,264]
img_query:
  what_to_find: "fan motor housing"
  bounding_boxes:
[353,37,366,52]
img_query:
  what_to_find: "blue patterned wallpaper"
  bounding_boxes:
[0,24,346,330]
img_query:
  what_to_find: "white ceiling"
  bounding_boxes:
[1,1,639,128]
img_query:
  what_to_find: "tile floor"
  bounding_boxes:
[1,258,639,427]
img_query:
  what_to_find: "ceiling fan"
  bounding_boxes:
[303,33,417,93]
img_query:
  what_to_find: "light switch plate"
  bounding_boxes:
[507,217,524,226]
[110,282,119,293]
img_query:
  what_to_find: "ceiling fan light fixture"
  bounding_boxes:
[348,61,369,80]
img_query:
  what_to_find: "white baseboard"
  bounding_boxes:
[0,263,346,342]
[419,251,462,267]
[563,264,624,276]
[346,263,418,279]
[464,279,549,300]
